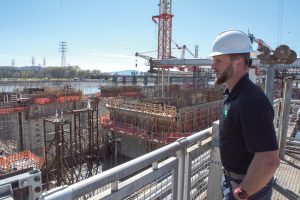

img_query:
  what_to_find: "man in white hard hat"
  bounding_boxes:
[210,30,280,200]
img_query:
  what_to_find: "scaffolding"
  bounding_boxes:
[0,93,30,154]
[0,150,43,176]
[102,83,223,145]
[0,88,108,187]
[42,97,105,190]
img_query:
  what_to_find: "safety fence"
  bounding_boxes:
[0,150,43,175]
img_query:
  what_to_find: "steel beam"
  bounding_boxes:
[152,58,300,68]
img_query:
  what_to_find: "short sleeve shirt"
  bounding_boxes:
[219,74,278,174]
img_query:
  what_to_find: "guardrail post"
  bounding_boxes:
[176,138,188,200]
[279,78,293,159]
[111,181,118,192]
[207,121,222,199]
[272,98,283,143]
[183,146,192,200]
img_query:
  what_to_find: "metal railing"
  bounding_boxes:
[41,123,223,200]
[41,93,297,200]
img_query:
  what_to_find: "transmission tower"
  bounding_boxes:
[31,57,35,67]
[59,41,67,67]
[43,57,46,67]
[11,59,15,67]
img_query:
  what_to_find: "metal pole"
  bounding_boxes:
[265,64,275,104]
[162,68,165,97]
[114,138,118,166]
[207,121,222,199]
[279,78,293,159]
[176,138,188,200]
[168,68,170,93]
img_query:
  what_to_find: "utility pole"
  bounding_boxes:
[59,41,67,68]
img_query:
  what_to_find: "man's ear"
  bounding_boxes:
[233,58,243,70]
[238,57,248,70]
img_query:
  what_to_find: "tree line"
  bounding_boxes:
[0,66,103,79]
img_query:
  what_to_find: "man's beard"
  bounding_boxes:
[215,63,233,85]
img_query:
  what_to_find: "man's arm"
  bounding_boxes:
[236,150,280,197]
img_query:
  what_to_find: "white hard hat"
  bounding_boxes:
[210,30,260,57]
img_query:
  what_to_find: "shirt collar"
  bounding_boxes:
[226,73,249,100]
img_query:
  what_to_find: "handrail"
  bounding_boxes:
[42,127,212,200]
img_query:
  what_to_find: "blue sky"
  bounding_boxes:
[0,0,299,72]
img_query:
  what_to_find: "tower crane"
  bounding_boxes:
[152,0,173,61]
[152,0,173,97]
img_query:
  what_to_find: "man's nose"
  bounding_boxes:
[211,62,216,71]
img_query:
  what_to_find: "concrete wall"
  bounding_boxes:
[115,132,163,158]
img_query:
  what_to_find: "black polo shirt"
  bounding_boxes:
[219,74,278,174]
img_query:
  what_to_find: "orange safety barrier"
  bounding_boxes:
[34,95,81,105]
[34,97,52,105]
[56,95,80,103]
[0,150,43,173]
[0,106,29,114]
[106,121,193,144]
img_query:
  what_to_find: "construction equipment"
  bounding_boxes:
[248,32,297,64]
[178,45,198,59]
[134,52,156,73]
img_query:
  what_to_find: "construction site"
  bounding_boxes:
[0,0,300,200]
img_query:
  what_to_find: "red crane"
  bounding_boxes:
[152,0,173,61]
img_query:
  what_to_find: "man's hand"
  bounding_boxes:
[231,181,248,200]
[230,181,240,199]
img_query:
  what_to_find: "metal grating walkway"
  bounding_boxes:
[272,155,300,200]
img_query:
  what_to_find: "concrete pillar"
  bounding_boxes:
[279,78,293,159]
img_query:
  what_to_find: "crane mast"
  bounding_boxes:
[152,0,173,60]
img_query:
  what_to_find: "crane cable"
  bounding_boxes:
[277,0,284,45]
